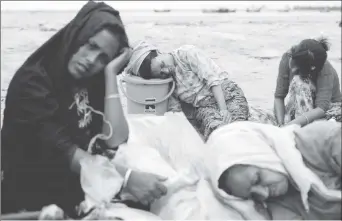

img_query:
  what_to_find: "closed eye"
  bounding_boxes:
[161,61,166,68]
[88,40,99,49]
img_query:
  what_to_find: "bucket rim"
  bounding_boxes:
[123,75,173,85]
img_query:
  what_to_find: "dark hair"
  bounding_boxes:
[290,37,330,79]
[218,164,249,195]
[139,50,158,79]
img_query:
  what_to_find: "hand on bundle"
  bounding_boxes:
[126,171,168,206]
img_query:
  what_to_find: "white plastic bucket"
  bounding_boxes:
[120,75,175,116]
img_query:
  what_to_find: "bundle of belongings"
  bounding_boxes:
[37,114,341,220]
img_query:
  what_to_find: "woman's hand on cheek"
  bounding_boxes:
[126,170,168,206]
[105,47,133,75]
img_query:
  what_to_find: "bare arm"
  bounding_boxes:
[212,85,227,111]
[103,73,129,147]
[102,49,132,148]
[185,46,228,113]
[274,53,291,126]
[66,51,132,177]
[274,97,285,126]
[167,94,182,112]
[287,64,335,127]
[286,107,325,127]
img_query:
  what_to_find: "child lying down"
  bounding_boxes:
[207,120,341,220]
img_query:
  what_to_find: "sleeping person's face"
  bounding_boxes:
[150,53,176,79]
[68,29,120,79]
[220,164,289,202]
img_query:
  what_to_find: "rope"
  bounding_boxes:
[69,90,113,154]
[86,105,113,153]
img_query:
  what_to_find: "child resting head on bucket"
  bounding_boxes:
[124,41,277,141]
[206,119,341,220]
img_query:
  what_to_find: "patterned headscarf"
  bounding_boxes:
[124,41,158,76]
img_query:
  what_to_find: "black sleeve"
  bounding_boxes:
[10,69,80,162]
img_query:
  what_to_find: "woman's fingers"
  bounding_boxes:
[151,187,163,199]
[156,182,168,195]
[119,47,132,60]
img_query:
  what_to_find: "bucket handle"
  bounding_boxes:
[119,79,176,105]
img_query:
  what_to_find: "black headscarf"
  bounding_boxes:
[4,0,129,143]
[14,0,128,101]
[1,1,129,214]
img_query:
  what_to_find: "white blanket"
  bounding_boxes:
[80,113,268,220]
[113,113,249,220]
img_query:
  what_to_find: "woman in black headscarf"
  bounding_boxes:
[1,1,167,215]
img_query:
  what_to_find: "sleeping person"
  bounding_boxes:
[207,120,341,220]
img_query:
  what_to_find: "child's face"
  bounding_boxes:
[150,53,176,79]
[220,165,289,202]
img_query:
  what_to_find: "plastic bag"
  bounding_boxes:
[79,155,124,212]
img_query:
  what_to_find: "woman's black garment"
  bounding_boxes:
[1,1,129,214]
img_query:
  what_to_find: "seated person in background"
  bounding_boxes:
[124,41,276,141]
[207,120,341,220]
[274,37,341,127]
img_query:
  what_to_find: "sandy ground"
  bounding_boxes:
[1,10,341,123]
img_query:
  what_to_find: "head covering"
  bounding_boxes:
[1,2,129,213]
[291,39,328,78]
[294,120,341,179]
[205,121,341,218]
[124,41,158,76]
[27,1,127,90]
[4,1,129,135]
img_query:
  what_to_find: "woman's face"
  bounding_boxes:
[289,57,317,78]
[68,29,120,79]
[221,165,289,202]
[150,53,176,79]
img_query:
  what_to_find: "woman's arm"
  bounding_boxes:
[167,94,182,112]
[274,97,285,126]
[287,63,335,127]
[185,46,228,111]
[102,49,132,148]
[212,85,228,111]
[286,108,325,127]
[102,73,129,147]
[274,53,291,126]
[9,70,93,175]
